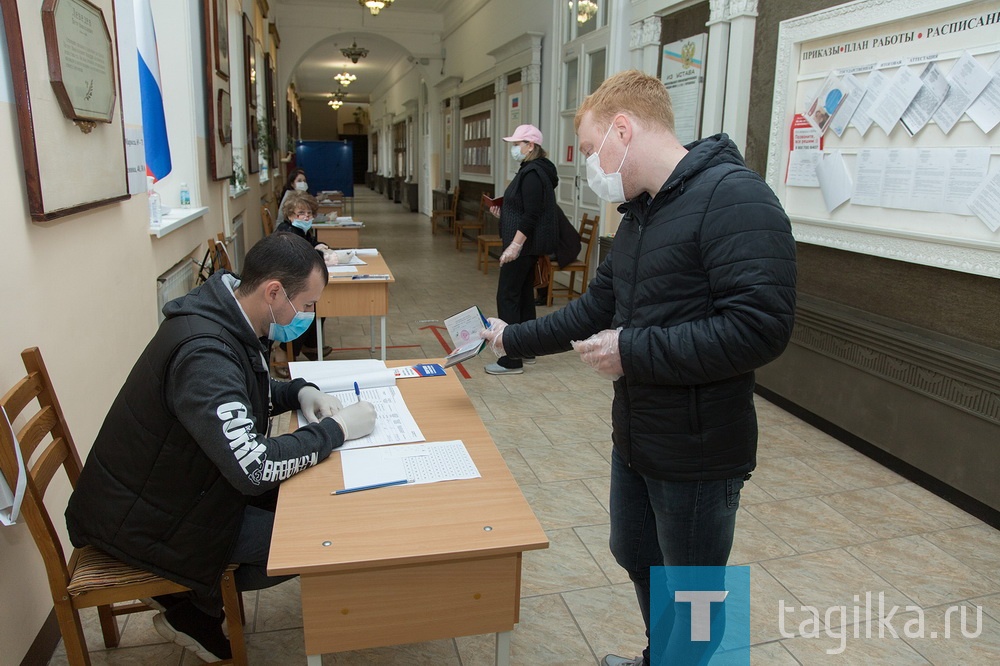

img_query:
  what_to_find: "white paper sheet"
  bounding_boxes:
[968,170,1000,232]
[851,149,887,207]
[444,306,487,348]
[786,150,820,187]
[881,149,918,210]
[830,74,867,137]
[815,151,853,212]
[327,266,358,274]
[339,440,481,489]
[849,70,889,136]
[329,386,425,451]
[932,52,993,134]
[909,149,950,213]
[869,66,924,134]
[944,148,991,216]
[966,54,1000,133]
[900,62,950,136]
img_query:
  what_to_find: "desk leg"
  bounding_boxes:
[496,630,511,666]
[307,654,322,666]
[380,316,387,361]
[315,315,323,354]
[369,316,376,352]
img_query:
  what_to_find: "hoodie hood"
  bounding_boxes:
[521,155,559,188]
[162,271,264,351]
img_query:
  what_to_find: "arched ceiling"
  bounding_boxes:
[273,0,452,104]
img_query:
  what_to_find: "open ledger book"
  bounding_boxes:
[442,306,490,368]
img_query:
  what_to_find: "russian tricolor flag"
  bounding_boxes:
[135,0,171,181]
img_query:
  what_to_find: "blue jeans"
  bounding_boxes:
[609,448,744,665]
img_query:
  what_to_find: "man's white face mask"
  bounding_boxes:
[586,121,630,204]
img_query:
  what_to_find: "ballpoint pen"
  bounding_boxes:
[354,381,360,397]
[351,274,391,280]
[333,479,409,495]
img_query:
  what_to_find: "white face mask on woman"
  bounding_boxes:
[586,122,630,203]
[294,181,309,191]
[510,144,526,162]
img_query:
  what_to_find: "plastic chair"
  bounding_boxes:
[548,213,600,306]
[430,186,460,235]
[0,347,248,665]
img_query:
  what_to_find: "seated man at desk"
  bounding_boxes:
[66,233,377,663]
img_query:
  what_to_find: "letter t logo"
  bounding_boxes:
[674,590,729,641]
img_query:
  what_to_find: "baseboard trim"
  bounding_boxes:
[755,385,1000,530]
[20,608,59,666]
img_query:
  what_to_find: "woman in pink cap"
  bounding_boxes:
[486,124,559,375]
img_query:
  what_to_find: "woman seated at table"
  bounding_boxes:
[276,168,309,224]
[272,191,332,369]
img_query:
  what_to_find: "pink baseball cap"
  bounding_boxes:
[503,124,543,145]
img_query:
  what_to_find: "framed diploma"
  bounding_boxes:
[203,0,232,180]
[214,0,229,80]
[1,0,128,221]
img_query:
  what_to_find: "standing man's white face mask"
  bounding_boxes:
[586,121,630,204]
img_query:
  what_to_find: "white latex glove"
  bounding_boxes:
[489,205,501,218]
[322,248,339,265]
[298,386,343,424]
[571,328,624,381]
[499,241,522,265]
[333,249,357,264]
[480,318,508,358]
[332,400,377,440]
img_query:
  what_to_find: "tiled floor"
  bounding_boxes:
[50,189,1000,665]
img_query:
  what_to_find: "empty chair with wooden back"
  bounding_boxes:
[548,213,599,306]
[430,186,460,235]
[0,347,247,665]
[454,193,487,251]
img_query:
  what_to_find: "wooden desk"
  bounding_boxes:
[272,362,548,665]
[314,253,394,360]
[313,223,362,248]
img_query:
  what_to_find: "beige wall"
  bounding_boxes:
[0,100,265,661]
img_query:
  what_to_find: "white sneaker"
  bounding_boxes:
[522,357,536,364]
[601,656,644,666]
[485,363,523,375]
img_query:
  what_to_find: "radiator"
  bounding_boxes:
[156,257,196,323]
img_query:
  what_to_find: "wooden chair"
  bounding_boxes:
[430,186,460,235]
[548,213,600,306]
[454,193,487,251]
[261,206,275,236]
[208,233,233,272]
[0,347,248,665]
[476,197,501,273]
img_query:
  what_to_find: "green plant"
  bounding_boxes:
[229,155,247,190]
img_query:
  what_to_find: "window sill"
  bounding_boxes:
[149,206,209,238]
[230,186,249,199]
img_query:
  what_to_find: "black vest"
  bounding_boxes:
[66,315,268,594]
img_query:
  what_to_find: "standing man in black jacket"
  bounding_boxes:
[66,233,377,662]
[483,70,797,666]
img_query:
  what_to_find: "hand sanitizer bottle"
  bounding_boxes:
[147,176,162,226]
[179,182,191,208]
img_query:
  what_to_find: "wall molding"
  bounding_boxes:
[792,296,1000,426]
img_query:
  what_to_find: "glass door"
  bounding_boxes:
[557,2,609,229]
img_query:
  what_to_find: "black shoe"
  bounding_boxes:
[140,593,186,613]
[153,601,232,662]
[301,345,334,361]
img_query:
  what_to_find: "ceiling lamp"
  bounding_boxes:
[359,0,393,16]
[570,0,598,24]
[334,70,357,87]
[340,40,369,64]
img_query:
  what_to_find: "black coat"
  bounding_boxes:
[499,157,558,256]
[503,135,797,481]
[66,272,342,593]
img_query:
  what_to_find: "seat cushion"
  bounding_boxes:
[67,546,164,596]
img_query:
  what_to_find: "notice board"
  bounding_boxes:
[765,0,1000,278]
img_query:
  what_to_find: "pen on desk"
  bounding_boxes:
[351,274,391,280]
[333,479,408,495]
[354,381,360,397]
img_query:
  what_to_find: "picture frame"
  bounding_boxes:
[213,0,229,80]
[1,0,128,221]
[203,0,232,180]
[243,13,255,111]
[218,88,232,146]
[765,0,1000,279]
